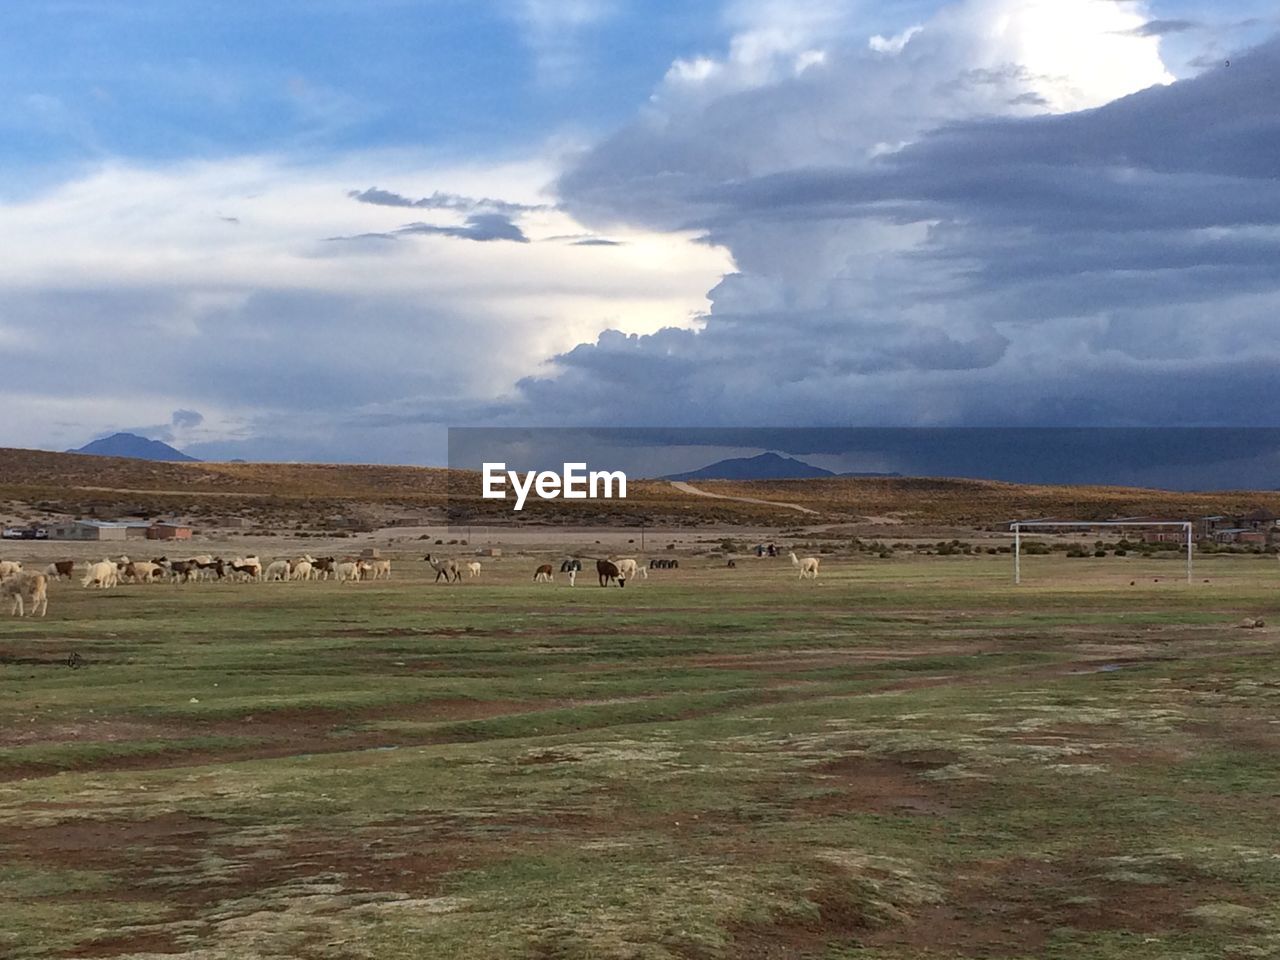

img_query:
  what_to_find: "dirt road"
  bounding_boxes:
[668,481,820,515]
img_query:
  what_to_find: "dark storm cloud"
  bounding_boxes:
[445,426,1280,490]
[519,34,1280,429]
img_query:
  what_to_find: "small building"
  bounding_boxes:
[47,520,151,541]
[147,523,192,541]
[215,517,251,529]
[479,547,502,557]
[1197,516,1229,539]
[1213,528,1267,545]
[387,515,429,527]
[1239,509,1279,531]
[360,547,381,559]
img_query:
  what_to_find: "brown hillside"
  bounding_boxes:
[1,447,1276,528]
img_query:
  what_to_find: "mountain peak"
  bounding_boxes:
[665,451,835,481]
[70,432,199,462]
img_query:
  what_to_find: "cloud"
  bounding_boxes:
[521,5,1280,430]
[328,213,530,244]
[338,184,551,245]
[398,212,531,243]
[505,0,617,86]
[7,0,1271,463]
[1129,18,1199,37]
[0,153,728,458]
[348,186,546,217]
[869,26,923,54]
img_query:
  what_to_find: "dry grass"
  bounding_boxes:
[3,447,1279,531]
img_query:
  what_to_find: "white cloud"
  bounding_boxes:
[507,0,617,85]
[937,0,1174,112]
[0,151,729,455]
[869,25,923,54]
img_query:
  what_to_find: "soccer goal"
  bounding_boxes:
[1009,519,1194,585]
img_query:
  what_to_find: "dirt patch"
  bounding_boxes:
[1192,714,1280,754]
[0,697,573,781]
[220,831,500,899]
[0,718,196,749]
[517,750,581,765]
[726,854,1255,960]
[62,929,187,958]
[42,820,514,959]
[684,647,983,673]
[1,811,226,855]
[863,856,1250,957]
[726,861,895,959]
[792,752,959,817]
[328,625,484,638]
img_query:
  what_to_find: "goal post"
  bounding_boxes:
[1010,520,1194,585]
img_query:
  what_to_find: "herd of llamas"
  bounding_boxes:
[0,547,822,618]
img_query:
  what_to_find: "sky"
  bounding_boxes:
[2,0,1278,464]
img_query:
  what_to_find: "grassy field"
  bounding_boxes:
[2,553,1279,959]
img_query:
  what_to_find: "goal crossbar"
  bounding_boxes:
[1009,520,1194,585]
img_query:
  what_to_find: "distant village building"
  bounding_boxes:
[387,515,429,527]
[328,516,371,532]
[147,523,193,541]
[1212,528,1267,545]
[1239,509,1279,531]
[1199,510,1278,543]
[1197,516,1229,539]
[215,517,251,529]
[47,520,151,541]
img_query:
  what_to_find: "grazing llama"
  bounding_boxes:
[424,555,462,583]
[3,572,48,617]
[789,551,820,580]
[596,559,624,587]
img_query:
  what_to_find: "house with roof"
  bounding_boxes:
[46,519,152,541]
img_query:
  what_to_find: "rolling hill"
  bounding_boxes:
[71,433,198,462]
[1,446,1277,530]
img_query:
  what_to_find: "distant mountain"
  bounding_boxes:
[666,452,836,481]
[70,433,199,462]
